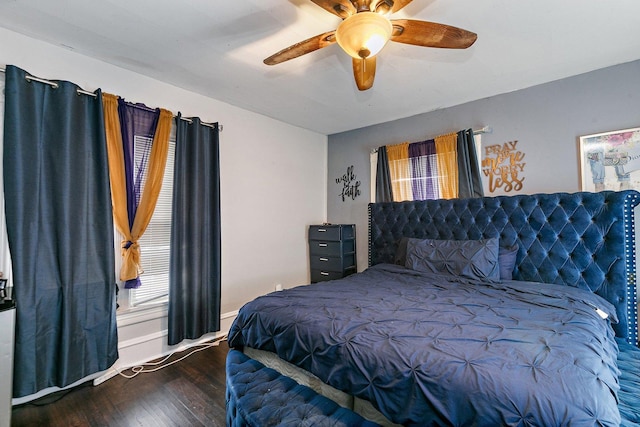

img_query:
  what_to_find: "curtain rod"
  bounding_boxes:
[126,102,221,130]
[370,126,492,154]
[0,67,223,131]
[473,126,492,135]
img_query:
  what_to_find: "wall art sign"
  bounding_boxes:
[336,165,361,202]
[579,126,640,192]
[482,140,526,193]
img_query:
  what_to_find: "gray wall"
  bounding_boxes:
[327,59,640,271]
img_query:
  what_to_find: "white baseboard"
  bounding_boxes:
[94,309,238,386]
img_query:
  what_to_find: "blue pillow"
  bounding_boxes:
[405,237,500,281]
[498,244,519,280]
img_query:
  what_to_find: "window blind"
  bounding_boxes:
[130,126,176,306]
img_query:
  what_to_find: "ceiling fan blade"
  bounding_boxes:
[390,19,477,49]
[352,57,376,91]
[264,31,336,65]
[390,0,413,13]
[310,0,356,18]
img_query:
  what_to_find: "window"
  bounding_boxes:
[369,134,483,202]
[118,124,176,309]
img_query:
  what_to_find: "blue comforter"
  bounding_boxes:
[228,264,621,426]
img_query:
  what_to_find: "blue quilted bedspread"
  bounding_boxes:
[228,264,622,426]
[617,338,640,426]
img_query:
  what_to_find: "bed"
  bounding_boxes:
[228,191,640,426]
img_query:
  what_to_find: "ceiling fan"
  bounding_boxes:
[264,0,477,91]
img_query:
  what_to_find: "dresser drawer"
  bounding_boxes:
[310,253,355,271]
[309,239,355,256]
[308,225,354,242]
[311,267,356,283]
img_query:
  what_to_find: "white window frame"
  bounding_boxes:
[0,74,13,291]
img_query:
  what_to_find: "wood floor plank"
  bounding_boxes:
[11,340,230,427]
[164,377,226,427]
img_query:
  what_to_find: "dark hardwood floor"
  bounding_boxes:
[11,339,230,427]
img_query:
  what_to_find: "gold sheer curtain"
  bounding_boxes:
[386,142,413,201]
[435,133,459,199]
[102,93,172,282]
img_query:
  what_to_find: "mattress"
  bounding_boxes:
[229,263,621,426]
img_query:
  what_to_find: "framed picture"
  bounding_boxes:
[579,127,640,192]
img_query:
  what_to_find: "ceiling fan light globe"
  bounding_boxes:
[336,12,392,59]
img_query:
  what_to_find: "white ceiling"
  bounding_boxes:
[1,0,640,135]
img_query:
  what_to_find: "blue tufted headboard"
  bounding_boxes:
[368,191,640,346]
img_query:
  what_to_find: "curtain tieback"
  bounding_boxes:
[120,239,143,281]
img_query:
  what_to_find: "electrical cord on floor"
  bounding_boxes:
[21,381,94,407]
[117,334,228,379]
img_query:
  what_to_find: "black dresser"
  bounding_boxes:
[308,224,356,283]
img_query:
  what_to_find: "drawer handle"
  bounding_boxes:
[320,272,329,276]
[319,257,329,262]
[318,228,327,232]
[318,243,328,247]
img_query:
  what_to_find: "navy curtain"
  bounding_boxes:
[375,146,393,202]
[3,65,118,397]
[168,115,221,345]
[457,129,484,198]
